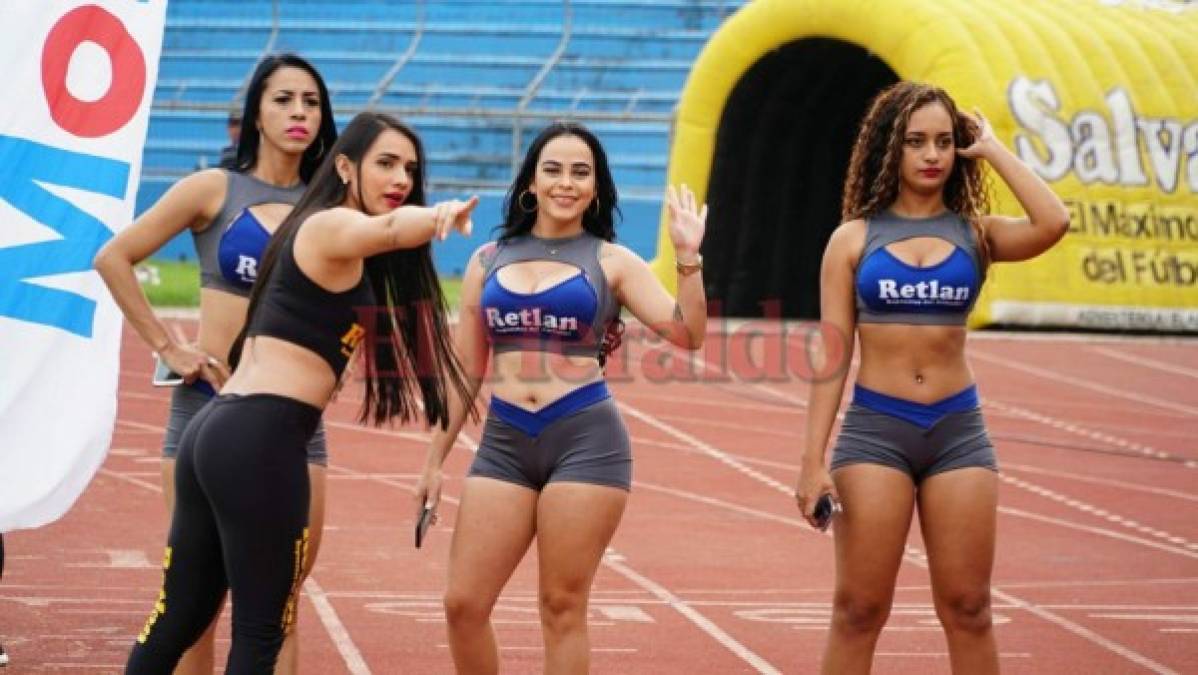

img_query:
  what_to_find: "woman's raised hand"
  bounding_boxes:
[956,108,999,160]
[666,184,707,259]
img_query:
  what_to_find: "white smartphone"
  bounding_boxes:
[151,354,184,387]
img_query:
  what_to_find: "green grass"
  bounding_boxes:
[142,259,464,309]
[140,260,200,308]
[440,277,463,310]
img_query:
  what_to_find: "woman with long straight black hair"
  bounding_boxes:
[95,52,337,674]
[125,111,477,674]
[417,121,709,673]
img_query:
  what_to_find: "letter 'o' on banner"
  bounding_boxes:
[40,4,145,138]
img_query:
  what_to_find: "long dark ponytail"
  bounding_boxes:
[231,112,472,429]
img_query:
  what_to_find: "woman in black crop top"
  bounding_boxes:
[798,83,1069,674]
[95,53,338,675]
[417,122,709,673]
[125,112,476,674]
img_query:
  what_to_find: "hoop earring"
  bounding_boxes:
[518,190,538,213]
[590,197,601,214]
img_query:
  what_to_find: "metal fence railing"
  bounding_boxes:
[149,0,745,187]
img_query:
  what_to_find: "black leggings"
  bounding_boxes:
[127,393,320,675]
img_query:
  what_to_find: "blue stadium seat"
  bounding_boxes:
[142,0,747,265]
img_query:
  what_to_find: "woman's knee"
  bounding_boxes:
[829,590,892,636]
[443,587,495,627]
[539,587,588,632]
[936,587,993,634]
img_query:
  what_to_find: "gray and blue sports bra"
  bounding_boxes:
[479,232,622,359]
[855,209,983,326]
[194,171,305,296]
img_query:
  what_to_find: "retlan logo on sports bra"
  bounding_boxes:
[877,280,970,304]
[340,323,366,358]
[234,255,258,283]
[486,308,579,335]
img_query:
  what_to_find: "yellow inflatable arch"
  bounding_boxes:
[653,0,1198,331]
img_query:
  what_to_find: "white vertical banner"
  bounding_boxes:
[0,1,167,531]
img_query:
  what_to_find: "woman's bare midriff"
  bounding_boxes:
[220,335,338,408]
[195,289,250,363]
[488,351,604,411]
[855,323,974,403]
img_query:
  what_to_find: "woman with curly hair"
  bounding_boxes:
[795,81,1069,674]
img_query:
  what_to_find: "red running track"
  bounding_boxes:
[2,320,1196,673]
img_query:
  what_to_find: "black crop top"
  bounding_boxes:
[244,230,375,379]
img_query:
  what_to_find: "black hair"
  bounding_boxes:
[231,112,472,429]
[235,53,337,184]
[498,121,620,242]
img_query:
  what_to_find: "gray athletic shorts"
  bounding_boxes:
[162,381,329,466]
[830,403,996,484]
[469,394,632,491]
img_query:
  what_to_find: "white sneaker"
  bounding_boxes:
[0,643,8,667]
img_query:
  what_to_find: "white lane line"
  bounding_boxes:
[1089,614,1198,621]
[602,557,781,675]
[617,405,1180,673]
[102,431,363,674]
[1000,475,1198,552]
[99,468,163,494]
[690,344,809,408]
[1048,605,1198,611]
[460,424,782,674]
[1002,463,1198,503]
[303,577,370,675]
[618,402,792,494]
[114,419,170,434]
[1005,475,1197,539]
[971,349,1198,417]
[329,431,784,674]
[875,651,1032,658]
[35,664,129,670]
[118,390,168,403]
[1087,346,1198,380]
[649,412,798,438]
[634,481,810,531]
[495,646,637,652]
[991,588,1178,675]
[996,578,1198,591]
[984,398,1195,467]
[619,390,803,415]
[997,507,1198,560]
[323,419,430,444]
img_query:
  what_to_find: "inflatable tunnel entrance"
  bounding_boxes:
[703,38,897,318]
[652,0,1198,332]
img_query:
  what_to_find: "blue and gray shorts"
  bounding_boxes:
[469,381,632,491]
[830,384,996,484]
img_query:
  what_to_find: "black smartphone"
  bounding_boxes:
[415,506,434,549]
[812,493,841,531]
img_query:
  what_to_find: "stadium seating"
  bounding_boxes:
[141,0,746,267]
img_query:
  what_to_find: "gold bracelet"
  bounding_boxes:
[675,253,703,276]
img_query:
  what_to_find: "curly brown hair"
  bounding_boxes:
[841,82,992,268]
